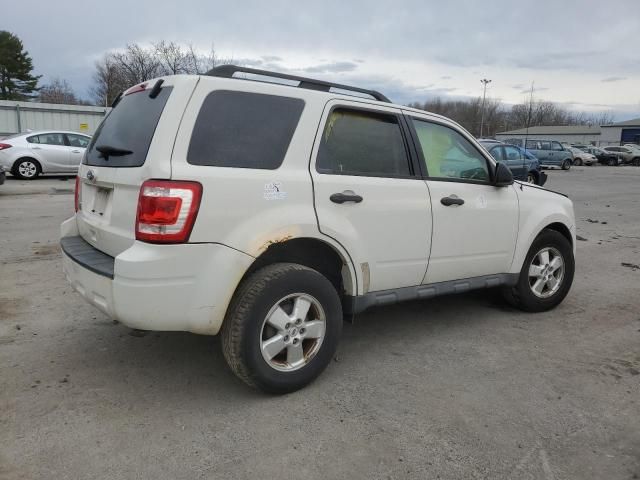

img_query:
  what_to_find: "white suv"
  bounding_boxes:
[61,66,576,393]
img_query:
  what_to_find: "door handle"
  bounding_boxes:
[32,146,42,150]
[330,191,363,204]
[440,195,464,206]
[71,150,81,153]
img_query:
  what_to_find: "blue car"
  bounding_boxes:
[479,140,547,185]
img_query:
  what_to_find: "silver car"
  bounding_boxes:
[0,131,91,179]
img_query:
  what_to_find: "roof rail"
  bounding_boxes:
[206,64,391,103]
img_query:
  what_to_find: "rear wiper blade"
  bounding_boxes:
[96,145,133,159]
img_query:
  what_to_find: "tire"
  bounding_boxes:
[561,159,571,170]
[12,158,41,179]
[502,229,574,313]
[573,158,583,166]
[607,157,618,166]
[633,157,640,166]
[222,263,343,394]
[526,172,537,184]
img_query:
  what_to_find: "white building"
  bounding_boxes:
[0,100,109,138]
[599,118,640,146]
[495,125,601,145]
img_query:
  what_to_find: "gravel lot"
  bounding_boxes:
[1,168,639,480]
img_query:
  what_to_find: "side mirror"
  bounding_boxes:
[494,162,514,187]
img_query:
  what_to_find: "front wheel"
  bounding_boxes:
[561,159,571,170]
[632,157,640,166]
[526,172,537,184]
[607,157,618,166]
[573,158,583,166]
[502,229,574,312]
[222,263,342,393]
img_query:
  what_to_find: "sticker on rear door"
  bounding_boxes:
[264,182,287,200]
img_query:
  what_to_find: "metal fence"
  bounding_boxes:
[0,100,109,138]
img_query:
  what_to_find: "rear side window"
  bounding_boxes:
[316,108,411,177]
[187,91,304,169]
[85,86,173,167]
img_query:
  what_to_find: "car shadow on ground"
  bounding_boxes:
[52,290,519,402]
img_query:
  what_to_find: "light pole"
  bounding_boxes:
[479,78,492,138]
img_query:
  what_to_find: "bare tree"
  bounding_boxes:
[38,77,79,104]
[111,44,162,86]
[90,55,128,106]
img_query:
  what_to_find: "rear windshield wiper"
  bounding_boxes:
[96,145,133,159]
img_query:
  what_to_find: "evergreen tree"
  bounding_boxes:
[0,31,40,100]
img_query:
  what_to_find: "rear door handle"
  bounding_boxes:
[441,195,464,206]
[330,191,363,204]
[71,150,81,153]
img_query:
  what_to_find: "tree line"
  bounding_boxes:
[407,97,615,137]
[0,30,616,136]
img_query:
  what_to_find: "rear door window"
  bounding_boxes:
[187,90,304,170]
[85,86,173,167]
[66,134,90,148]
[38,133,66,146]
[316,108,411,177]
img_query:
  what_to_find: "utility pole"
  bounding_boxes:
[479,78,492,138]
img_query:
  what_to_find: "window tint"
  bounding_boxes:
[526,140,540,150]
[539,141,551,150]
[316,109,410,177]
[411,119,489,182]
[66,134,90,148]
[188,91,304,170]
[26,135,40,144]
[551,142,563,151]
[85,86,172,167]
[38,133,66,146]
[504,145,523,160]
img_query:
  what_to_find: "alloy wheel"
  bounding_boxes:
[260,293,326,372]
[528,247,565,298]
[18,161,38,178]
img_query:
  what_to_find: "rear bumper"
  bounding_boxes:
[61,217,254,335]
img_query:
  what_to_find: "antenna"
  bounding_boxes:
[523,81,535,183]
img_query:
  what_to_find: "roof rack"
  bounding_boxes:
[206,65,391,103]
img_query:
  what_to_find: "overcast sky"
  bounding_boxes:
[7,0,640,119]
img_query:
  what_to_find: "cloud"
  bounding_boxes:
[601,76,627,82]
[519,87,549,94]
[440,75,452,80]
[301,61,358,74]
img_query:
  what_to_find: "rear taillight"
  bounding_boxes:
[135,180,202,244]
[74,176,80,212]
[0,143,12,151]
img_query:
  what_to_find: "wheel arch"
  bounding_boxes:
[241,237,357,297]
[13,156,42,173]
[543,222,573,249]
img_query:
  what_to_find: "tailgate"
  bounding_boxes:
[76,75,199,258]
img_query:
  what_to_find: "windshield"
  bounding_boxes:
[85,86,172,167]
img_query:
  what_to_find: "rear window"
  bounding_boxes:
[85,86,172,167]
[187,90,304,169]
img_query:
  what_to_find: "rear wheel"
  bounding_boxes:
[13,158,41,179]
[222,263,342,393]
[607,157,618,166]
[561,159,571,170]
[632,157,640,166]
[502,229,574,312]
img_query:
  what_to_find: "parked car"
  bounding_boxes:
[567,146,596,166]
[0,131,92,179]
[60,66,576,393]
[524,140,574,170]
[602,146,640,166]
[573,145,620,166]
[479,140,547,185]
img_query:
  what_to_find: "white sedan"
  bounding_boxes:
[0,131,91,179]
